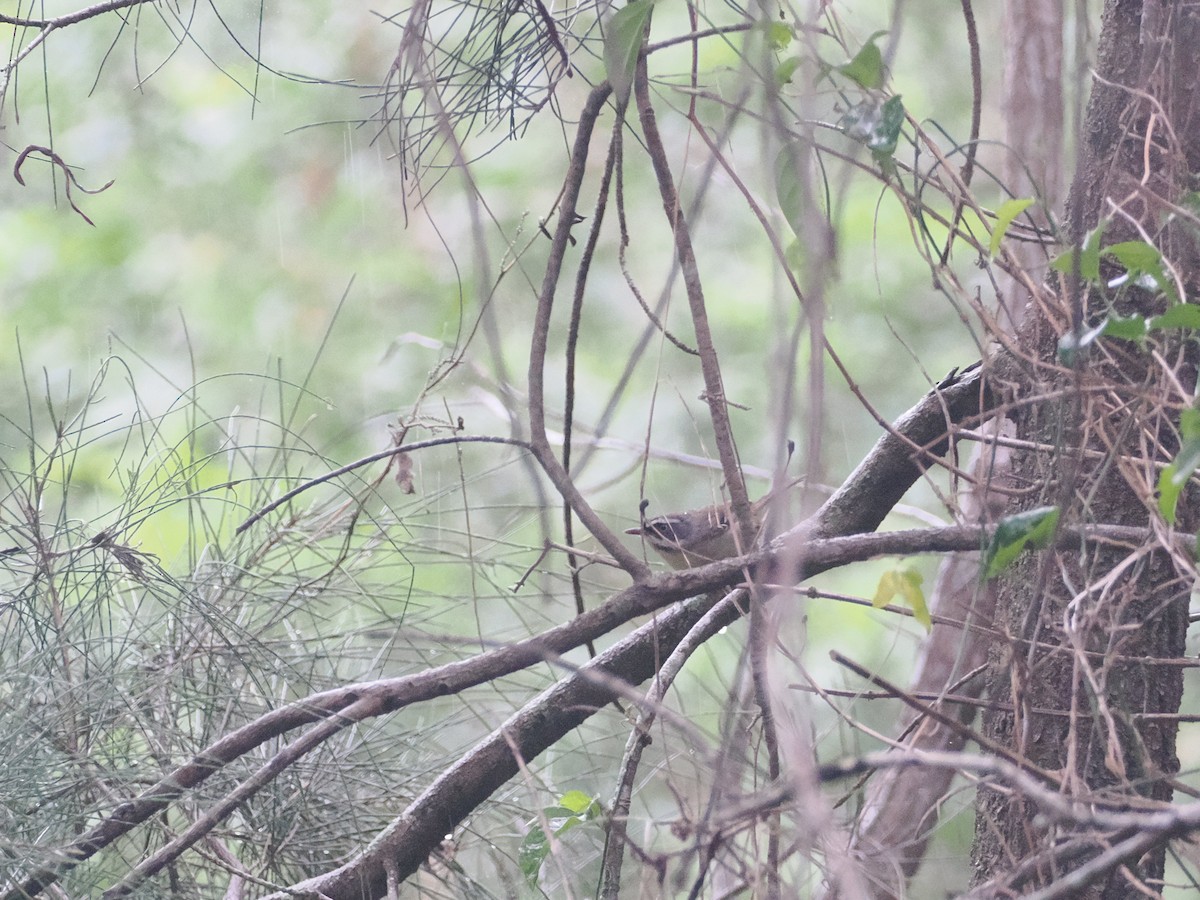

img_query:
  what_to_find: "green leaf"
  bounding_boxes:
[775,143,805,236]
[842,95,906,164]
[1158,422,1200,524]
[518,791,602,884]
[1181,408,1200,440]
[776,56,801,85]
[988,198,1035,258]
[1150,304,1200,331]
[1104,240,1179,304]
[836,31,888,88]
[1159,464,1185,525]
[519,826,550,884]
[604,0,654,102]
[1101,314,1149,342]
[1105,240,1161,273]
[1050,221,1107,283]
[766,21,794,51]
[868,95,906,159]
[1049,248,1084,278]
[557,790,598,816]
[984,506,1060,578]
[872,567,930,631]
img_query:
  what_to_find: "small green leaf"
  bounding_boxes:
[1050,221,1108,283]
[989,198,1035,258]
[766,21,794,51]
[550,812,587,840]
[836,31,888,88]
[872,567,930,631]
[842,95,906,164]
[604,1,654,102]
[1159,464,1184,525]
[776,56,801,85]
[518,792,601,885]
[984,506,1060,578]
[1158,424,1200,524]
[1181,408,1200,440]
[868,95,905,159]
[1105,240,1161,273]
[1105,240,1179,304]
[870,570,900,608]
[557,790,598,816]
[1049,248,1083,277]
[1101,314,1149,342]
[519,826,550,883]
[775,143,805,236]
[1150,304,1200,331]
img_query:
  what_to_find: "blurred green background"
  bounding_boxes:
[0,2,1026,893]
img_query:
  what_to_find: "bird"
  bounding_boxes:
[625,477,803,569]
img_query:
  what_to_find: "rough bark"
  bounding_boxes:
[837,4,1068,894]
[971,2,1200,896]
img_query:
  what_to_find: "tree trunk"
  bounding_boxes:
[971,1,1200,896]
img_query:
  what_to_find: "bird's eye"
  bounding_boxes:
[647,517,689,543]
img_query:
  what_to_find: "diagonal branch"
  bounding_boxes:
[267,366,997,899]
[9,365,996,900]
[0,0,151,29]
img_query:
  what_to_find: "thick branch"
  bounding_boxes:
[800,363,991,541]
[12,366,997,900]
[0,0,150,29]
[269,368,1000,899]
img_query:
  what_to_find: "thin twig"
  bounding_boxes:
[235,434,532,534]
